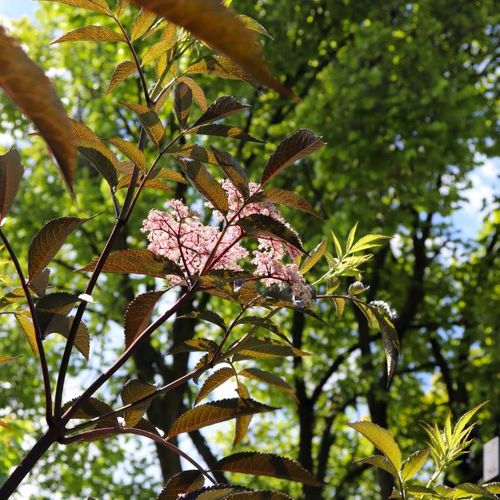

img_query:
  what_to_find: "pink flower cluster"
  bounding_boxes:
[142,180,313,307]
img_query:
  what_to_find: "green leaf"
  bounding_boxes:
[28,216,89,279]
[71,121,118,186]
[195,124,262,142]
[249,188,319,218]
[215,452,322,487]
[345,222,358,254]
[239,368,297,401]
[0,26,76,194]
[406,485,439,497]
[232,337,310,360]
[129,0,293,98]
[237,15,272,39]
[348,233,390,255]
[51,26,126,44]
[455,483,498,499]
[401,449,430,481]
[331,231,343,258]
[158,470,205,500]
[107,61,136,94]
[123,103,165,146]
[348,421,402,471]
[39,0,112,15]
[174,81,193,129]
[484,483,500,494]
[124,291,165,349]
[167,398,276,437]
[452,401,488,446]
[175,158,229,214]
[261,129,324,185]
[121,379,157,426]
[195,367,236,405]
[0,148,23,221]
[332,297,345,318]
[192,96,249,127]
[131,8,157,41]
[176,76,207,111]
[142,37,176,65]
[14,313,38,355]
[301,239,327,274]
[354,455,399,479]
[236,214,304,253]
[108,138,146,170]
[81,249,182,278]
[178,311,227,331]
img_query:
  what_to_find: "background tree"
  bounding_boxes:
[0,0,498,498]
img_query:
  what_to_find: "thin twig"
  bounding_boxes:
[0,229,53,422]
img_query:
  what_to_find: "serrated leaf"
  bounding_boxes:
[237,15,272,39]
[0,287,25,310]
[225,493,291,500]
[14,313,38,355]
[372,310,399,384]
[453,402,488,445]
[151,169,187,184]
[195,367,235,405]
[215,452,322,486]
[72,120,118,186]
[81,249,182,278]
[121,379,156,426]
[124,290,164,349]
[348,421,402,471]
[167,398,275,437]
[355,455,399,479]
[0,355,20,364]
[45,314,90,360]
[176,77,207,111]
[233,381,252,446]
[176,144,218,164]
[52,26,125,44]
[193,96,249,127]
[172,338,218,354]
[174,82,193,129]
[62,397,117,426]
[401,449,430,481]
[234,316,280,336]
[142,37,176,65]
[131,8,157,41]
[239,368,297,401]
[236,214,304,253]
[210,147,249,198]
[107,60,136,94]
[39,0,112,15]
[129,0,293,98]
[178,311,226,331]
[195,124,261,143]
[331,231,343,258]
[186,55,254,83]
[158,470,205,500]
[300,240,326,274]
[108,138,146,170]
[124,103,165,145]
[29,269,50,297]
[232,337,309,360]
[0,26,76,194]
[175,158,228,214]
[0,149,23,221]
[180,485,248,500]
[261,129,324,185]
[249,188,318,218]
[28,216,89,279]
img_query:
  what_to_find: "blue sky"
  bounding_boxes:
[0,0,36,18]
